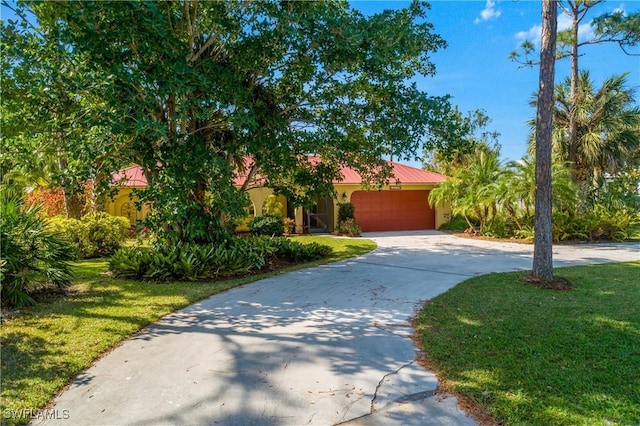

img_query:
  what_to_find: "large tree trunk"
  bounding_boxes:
[533,0,558,281]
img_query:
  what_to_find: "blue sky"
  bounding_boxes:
[355,0,640,165]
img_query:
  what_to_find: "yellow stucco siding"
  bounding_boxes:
[236,188,288,232]
[106,187,151,224]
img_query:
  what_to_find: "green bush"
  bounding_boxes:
[337,202,355,223]
[552,205,640,242]
[438,214,469,231]
[0,197,73,307]
[48,212,129,258]
[262,194,284,216]
[270,237,333,261]
[483,215,520,239]
[108,247,153,279]
[249,214,284,237]
[337,218,362,237]
[109,236,333,281]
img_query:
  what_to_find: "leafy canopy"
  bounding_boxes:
[2,0,456,243]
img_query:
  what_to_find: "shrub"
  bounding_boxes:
[23,186,66,217]
[0,197,73,307]
[483,214,520,239]
[262,194,283,216]
[269,237,333,261]
[249,214,284,237]
[552,205,640,242]
[48,212,130,258]
[337,218,362,237]
[109,236,333,281]
[437,214,468,231]
[337,202,355,223]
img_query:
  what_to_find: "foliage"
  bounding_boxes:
[494,156,578,234]
[2,1,460,244]
[270,238,334,261]
[553,204,640,242]
[0,7,125,219]
[423,108,500,176]
[530,72,640,201]
[109,236,333,281]
[415,262,640,425]
[47,212,130,259]
[437,214,468,231]
[0,196,73,307]
[337,218,362,237]
[23,187,66,217]
[428,144,637,243]
[262,195,283,216]
[510,2,640,66]
[249,214,285,237]
[428,145,502,234]
[591,169,640,212]
[337,202,356,223]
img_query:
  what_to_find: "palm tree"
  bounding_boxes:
[496,156,578,232]
[429,145,502,233]
[530,72,640,201]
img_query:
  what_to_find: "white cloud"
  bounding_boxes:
[613,4,627,15]
[515,24,542,46]
[557,13,595,41]
[515,10,596,48]
[474,0,502,24]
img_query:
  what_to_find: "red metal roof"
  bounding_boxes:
[111,165,148,187]
[112,159,446,187]
[337,161,446,185]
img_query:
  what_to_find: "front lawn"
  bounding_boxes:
[414,261,640,426]
[0,236,376,426]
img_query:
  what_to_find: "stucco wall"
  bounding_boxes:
[105,187,151,224]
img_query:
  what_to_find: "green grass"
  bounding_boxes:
[0,236,375,425]
[414,261,640,426]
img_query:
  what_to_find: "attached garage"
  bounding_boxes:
[351,190,435,232]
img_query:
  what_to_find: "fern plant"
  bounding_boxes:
[0,196,73,307]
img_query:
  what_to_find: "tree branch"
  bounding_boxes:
[1,0,43,36]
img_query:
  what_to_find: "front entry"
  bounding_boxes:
[303,197,333,233]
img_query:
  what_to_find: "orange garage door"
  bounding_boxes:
[350,190,435,232]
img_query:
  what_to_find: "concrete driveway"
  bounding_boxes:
[35,231,639,425]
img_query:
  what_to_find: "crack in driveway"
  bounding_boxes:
[370,360,416,412]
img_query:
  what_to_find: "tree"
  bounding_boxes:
[544,72,640,201]
[511,1,640,183]
[4,1,455,244]
[422,108,500,176]
[1,4,125,218]
[496,156,577,232]
[532,0,558,282]
[428,144,502,233]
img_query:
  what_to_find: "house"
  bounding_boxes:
[106,161,450,233]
